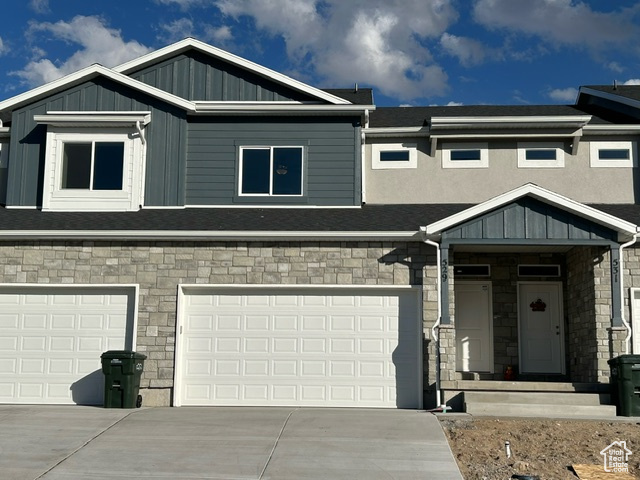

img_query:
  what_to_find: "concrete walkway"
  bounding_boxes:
[0,406,462,480]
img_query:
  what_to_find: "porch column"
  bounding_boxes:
[440,244,451,325]
[610,245,623,327]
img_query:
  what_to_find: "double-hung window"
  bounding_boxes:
[36,112,149,211]
[239,146,303,196]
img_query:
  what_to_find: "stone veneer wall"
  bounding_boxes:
[0,240,438,407]
[452,251,566,378]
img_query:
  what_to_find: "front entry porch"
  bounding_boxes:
[422,185,636,415]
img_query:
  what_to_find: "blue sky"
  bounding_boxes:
[1,0,640,107]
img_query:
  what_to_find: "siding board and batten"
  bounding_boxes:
[442,198,617,243]
[128,51,317,102]
[6,77,187,207]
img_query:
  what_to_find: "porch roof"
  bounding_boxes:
[423,184,637,244]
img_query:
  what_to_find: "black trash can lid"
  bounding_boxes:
[608,354,640,365]
[101,350,147,360]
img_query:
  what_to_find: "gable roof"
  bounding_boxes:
[113,38,351,106]
[581,85,640,103]
[0,64,193,123]
[423,183,637,242]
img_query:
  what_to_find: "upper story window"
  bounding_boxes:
[517,142,565,168]
[239,146,303,196]
[590,141,636,168]
[35,112,149,211]
[442,142,488,168]
[371,143,417,169]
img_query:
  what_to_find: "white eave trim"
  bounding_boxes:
[0,230,421,241]
[578,87,640,110]
[363,127,430,137]
[0,65,194,116]
[583,124,640,134]
[424,183,637,240]
[34,111,151,127]
[430,115,592,130]
[192,102,374,114]
[0,127,9,139]
[114,38,352,105]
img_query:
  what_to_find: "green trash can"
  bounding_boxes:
[608,354,640,417]
[101,350,147,408]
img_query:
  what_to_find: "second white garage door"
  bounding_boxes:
[175,287,421,408]
[0,286,136,405]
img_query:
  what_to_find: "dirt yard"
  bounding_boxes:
[440,416,640,479]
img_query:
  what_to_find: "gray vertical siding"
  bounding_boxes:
[186,117,360,206]
[6,77,187,207]
[442,198,617,242]
[129,51,317,102]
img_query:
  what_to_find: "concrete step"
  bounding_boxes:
[444,380,610,393]
[464,391,611,406]
[465,402,618,418]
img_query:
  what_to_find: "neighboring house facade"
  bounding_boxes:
[0,38,639,409]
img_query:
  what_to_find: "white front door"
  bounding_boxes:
[455,281,493,372]
[518,282,564,374]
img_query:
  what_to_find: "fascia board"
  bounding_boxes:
[578,87,640,110]
[113,38,351,106]
[430,115,592,129]
[0,230,421,241]
[364,127,430,137]
[0,65,194,115]
[583,124,640,133]
[424,183,637,237]
[34,111,152,126]
[192,102,374,114]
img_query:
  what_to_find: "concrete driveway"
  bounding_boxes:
[0,406,463,480]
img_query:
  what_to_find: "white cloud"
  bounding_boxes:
[440,33,487,66]
[12,16,152,87]
[473,0,638,50]
[607,61,624,74]
[214,0,457,101]
[29,0,50,14]
[158,18,195,43]
[154,0,206,8]
[0,37,8,56]
[548,87,578,102]
[204,25,233,46]
[623,79,640,85]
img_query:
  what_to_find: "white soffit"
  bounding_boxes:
[113,38,352,106]
[34,111,151,127]
[429,115,592,130]
[423,183,637,239]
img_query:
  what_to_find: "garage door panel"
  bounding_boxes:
[178,289,421,408]
[0,287,134,405]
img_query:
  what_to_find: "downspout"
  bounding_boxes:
[422,233,443,408]
[619,233,638,354]
[135,120,146,145]
[361,109,369,203]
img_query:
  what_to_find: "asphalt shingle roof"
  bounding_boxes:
[582,85,640,102]
[369,104,620,128]
[1,203,639,234]
[323,88,374,105]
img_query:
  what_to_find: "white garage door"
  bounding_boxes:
[176,288,421,408]
[0,287,135,405]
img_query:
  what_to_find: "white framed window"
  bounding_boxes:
[371,143,417,169]
[517,142,565,168]
[590,141,636,168]
[442,142,488,168]
[36,112,149,212]
[42,128,145,211]
[239,146,304,196]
